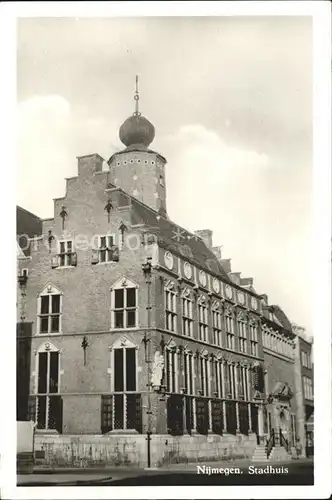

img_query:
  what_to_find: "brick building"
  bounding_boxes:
[17,207,42,421]
[17,87,308,467]
[293,325,314,457]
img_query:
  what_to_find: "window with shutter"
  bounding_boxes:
[35,346,62,432]
[167,394,184,435]
[211,399,223,435]
[195,397,209,435]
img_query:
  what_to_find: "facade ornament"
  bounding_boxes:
[151,350,165,390]
[59,205,68,230]
[118,222,127,245]
[47,230,54,253]
[104,197,114,223]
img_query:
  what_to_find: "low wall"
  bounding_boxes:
[34,432,257,468]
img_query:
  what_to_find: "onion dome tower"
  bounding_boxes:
[108,76,167,216]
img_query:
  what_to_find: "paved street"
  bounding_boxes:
[18,458,313,486]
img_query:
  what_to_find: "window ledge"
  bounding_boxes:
[36,332,62,336]
[35,429,60,436]
[109,327,139,332]
[56,266,75,269]
[104,429,139,435]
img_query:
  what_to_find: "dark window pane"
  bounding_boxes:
[114,349,124,392]
[114,394,124,429]
[100,237,106,247]
[52,295,60,314]
[38,353,48,393]
[100,249,106,262]
[51,316,59,332]
[67,241,72,251]
[41,296,49,314]
[107,236,114,247]
[115,311,124,328]
[115,289,124,308]
[127,310,136,327]
[49,352,59,393]
[67,253,72,266]
[60,242,65,253]
[37,396,46,429]
[60,255,65,266]
[40,317,49,334]
[126,288,136,308]
[126,348,136,391]
[48,395,62,430]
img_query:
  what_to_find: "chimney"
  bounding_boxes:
[77,153,104,177]
[212,246,222,260]
[194,229,213,249]
[240,277,253,287]
[220,258,232,273]
[229,272,241,285]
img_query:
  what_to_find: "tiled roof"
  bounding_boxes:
[17,206,43,256]
[130,197,231,282]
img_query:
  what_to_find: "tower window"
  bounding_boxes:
[159,175,165,187]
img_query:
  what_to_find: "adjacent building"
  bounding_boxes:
[293,324,314,457]
[17,87,311,467]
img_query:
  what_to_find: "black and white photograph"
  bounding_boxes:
[0,1,331,499]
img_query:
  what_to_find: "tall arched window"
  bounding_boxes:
[34,341,62,432]
[102,337,141,433]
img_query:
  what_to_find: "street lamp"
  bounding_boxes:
[142,257,153,468]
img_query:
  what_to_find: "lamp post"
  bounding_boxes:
[142,257,153,468]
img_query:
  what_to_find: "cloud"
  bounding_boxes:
[163,124,311,329]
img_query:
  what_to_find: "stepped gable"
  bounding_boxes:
[130,197,231,282]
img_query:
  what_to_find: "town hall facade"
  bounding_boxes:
[17,84,311,467]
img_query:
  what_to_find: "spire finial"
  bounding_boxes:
[134,75,141,116]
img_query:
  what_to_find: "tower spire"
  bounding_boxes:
[134,75,141,116]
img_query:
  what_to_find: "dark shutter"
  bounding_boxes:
[37,353,47,394]
[51,255,59,268]
[167,394,184,436]
[185,396,194,434]
[71,252,77,266]
[114,349,124,392]
[251,403,258,433]
[101,395,113,434]
[49,395,63,433]
[126,348,136,391]
[126,393,142,433]
[239,402,249,435]
[225,401,237,435]
[91,249,99,264]
[49,352,59,393]
[211,399,223,435]
[195,397,209,435]
[112,246,120,262]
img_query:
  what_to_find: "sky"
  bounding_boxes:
[17,16,312,331]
